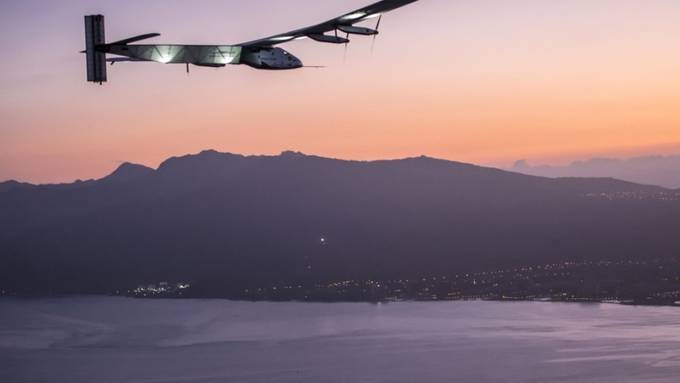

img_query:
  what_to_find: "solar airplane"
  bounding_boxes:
[84,0,419,84]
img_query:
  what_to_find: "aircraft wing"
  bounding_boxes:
[238,0,418,47]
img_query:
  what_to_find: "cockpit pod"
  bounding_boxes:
[241,47,303,70]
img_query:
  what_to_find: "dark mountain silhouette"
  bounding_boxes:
[2,150,680,295]
[0,180,35,193]
[512,154,680,188]
[102,162,155,183]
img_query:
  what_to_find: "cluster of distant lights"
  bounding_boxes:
[242,258,680,292]
[584,191,680,201]
[132,282,191,294]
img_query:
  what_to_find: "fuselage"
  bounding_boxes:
[102,44,303,70]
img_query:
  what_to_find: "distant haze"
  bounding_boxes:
[512,154,680,189]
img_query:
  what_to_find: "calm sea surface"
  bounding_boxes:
[1,297,680,382]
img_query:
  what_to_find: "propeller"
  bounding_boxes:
[335,28,351,63]
[371,15,383,54]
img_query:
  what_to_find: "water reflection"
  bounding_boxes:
[1,298,679,382]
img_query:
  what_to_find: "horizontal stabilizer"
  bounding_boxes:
[108,33,161,46]
[106,57,145,65]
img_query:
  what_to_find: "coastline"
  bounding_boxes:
[2,293,679,308]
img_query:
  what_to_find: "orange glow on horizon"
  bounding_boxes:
[2,0,680,183]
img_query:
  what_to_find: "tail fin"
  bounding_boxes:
[84,15,107,84]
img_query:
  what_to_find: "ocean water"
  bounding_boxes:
[1,298,680,382]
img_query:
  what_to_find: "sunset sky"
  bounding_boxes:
[2,0,680,183]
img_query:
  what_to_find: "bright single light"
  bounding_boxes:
[365,13,382,19]
[341,12,367,21]
[217,55,236,64]
[154,46,176,64]
[218,54,237,64]
[294,36,308,41]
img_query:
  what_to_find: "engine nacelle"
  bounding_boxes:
[307,34,350,44]
[240,47,303,70]
[338,26,379,36]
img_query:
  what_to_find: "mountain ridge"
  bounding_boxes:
[2,150,672,190]
[2,150,679,295]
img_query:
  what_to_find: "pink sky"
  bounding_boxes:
[2,0,680,183]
